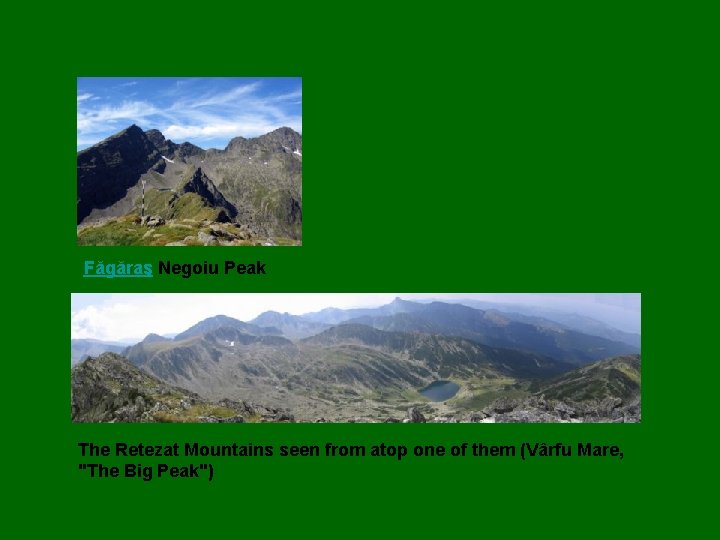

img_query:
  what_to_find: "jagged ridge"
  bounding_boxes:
[77,125,303,243]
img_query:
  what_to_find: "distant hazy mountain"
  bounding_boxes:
[139,333,169,344]
[71,339,129,366]
[172,315,281,341]
[336,300,638,364]
[302,297,639,350]
[301,297,416,324]
[249,311,330,339]
[450,299,641,348]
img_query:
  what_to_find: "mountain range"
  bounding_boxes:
[77,125,302,246]
[71,338,129,366]
[71,298,641,422]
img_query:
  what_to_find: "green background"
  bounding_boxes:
[6,2,713,537]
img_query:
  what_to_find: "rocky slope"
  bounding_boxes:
[530,354,641,401]
[120,322,577,421]
[72,350,640,423]
[71,353,293,423]
[385,394,640,423]
[71,305,641,423]
[77,125,161,224]
[77,125,302,245]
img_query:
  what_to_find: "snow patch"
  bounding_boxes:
[293,149,302,157]
[161,155,175,163]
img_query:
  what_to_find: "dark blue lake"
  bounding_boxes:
[419,380,460,401]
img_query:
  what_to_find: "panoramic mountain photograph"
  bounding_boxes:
[76,77,302,246]
[71,293,641,423]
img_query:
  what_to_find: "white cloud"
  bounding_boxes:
[72,293,401,342]
[77,100,161,134]
[77,79,302,148]
[163,117,302,142]
[176,82,262,109]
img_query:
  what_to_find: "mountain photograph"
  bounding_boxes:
[76,77,302,246]
[71,293,641,423]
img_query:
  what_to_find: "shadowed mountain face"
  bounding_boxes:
[180,167,237,221]
[77,125,160,223]
[77,125,302,244]
[145,129,204,160]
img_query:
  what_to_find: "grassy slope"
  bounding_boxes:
[77,212,299,246]
[530,354,641,401]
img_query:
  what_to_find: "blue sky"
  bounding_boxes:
[77,77,302,151]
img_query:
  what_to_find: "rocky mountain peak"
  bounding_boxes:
[142,333,168,344]
[77,125,161,224]
[120,123,145,137]
[180,167,237,221]
[144,128,169,150]
[225,126,302,154]
[257,126,302,152]
[77,123,303,243]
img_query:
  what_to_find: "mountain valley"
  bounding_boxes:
[72,299,641,423]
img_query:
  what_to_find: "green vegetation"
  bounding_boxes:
[453,376,526,410]
[455,387,528,410]
[245,412,264,423]
[153,403,238,423]
[171,193,222,221]
[78,215,203,246]
[533,355,641,401]
[136,189,225,222]
[142,188,174,216]
[77,217,146,246]
[77,206,298,246]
